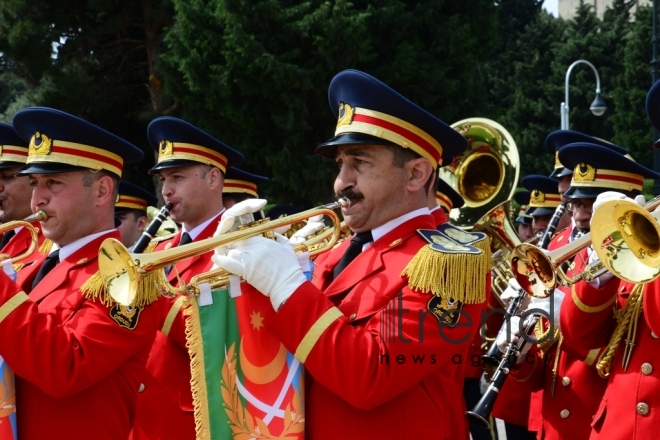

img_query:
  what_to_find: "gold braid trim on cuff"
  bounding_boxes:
[0,291,29,324]
[294,307,342,363]
[571,284,617,313]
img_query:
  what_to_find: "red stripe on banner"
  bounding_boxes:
[176,146,228,169]
[354,114,441,164]
[53,145,123,170]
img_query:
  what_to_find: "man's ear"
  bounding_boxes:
[207,166,223,191]
[95,174,116,207]
[407,158,433,192]
[137,215,148,233]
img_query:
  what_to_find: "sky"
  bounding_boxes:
[543,0,559,17]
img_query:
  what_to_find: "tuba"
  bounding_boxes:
[439,118,520,228]
[0,210,48,263]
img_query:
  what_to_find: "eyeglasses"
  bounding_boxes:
[565,199,593,212]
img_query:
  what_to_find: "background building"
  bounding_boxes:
[559,0,651,19]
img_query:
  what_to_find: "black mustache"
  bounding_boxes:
[335,188,364,202]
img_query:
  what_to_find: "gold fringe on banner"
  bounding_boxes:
[39,238,53,255]
[597,283,644,378]
[184,297,211,440]
[401,236,491,304]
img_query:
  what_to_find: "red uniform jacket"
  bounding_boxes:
[132,213,222,440]
[0,230,158,440]
[254,213,485,440]
[562,274,660,439]
[1,222,50,291]
[510,229,607,439]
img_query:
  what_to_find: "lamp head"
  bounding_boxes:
[590,92,607,116]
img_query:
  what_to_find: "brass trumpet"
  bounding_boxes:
[98,198,350,306]
[510,196,660,298]
[591,195,660,284]
[0,210,48,262]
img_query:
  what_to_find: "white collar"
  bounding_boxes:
[53,229,115,261]
[370,207,431,245]
[181,208,225,241]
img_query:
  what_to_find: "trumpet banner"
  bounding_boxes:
[0,357,17,439]
[186,284,305,440]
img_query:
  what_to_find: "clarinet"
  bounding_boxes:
[132,203,173,253]
[539,202,566,249]
[469,205,563,428]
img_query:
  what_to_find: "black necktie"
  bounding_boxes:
[0,230,16,250]
[32,249,60,289]
[179,232,193,247]
[333,231,373,279]
[165,232,193,276]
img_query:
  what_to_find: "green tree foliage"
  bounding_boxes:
[162,0,499,206]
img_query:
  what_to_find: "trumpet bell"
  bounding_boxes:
[591,199,660,284]
[511,243,556,299]
[440,118,520,228]
[99,238,139,306]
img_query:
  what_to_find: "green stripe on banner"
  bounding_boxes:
[198,287,239,438]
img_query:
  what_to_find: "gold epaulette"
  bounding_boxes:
[80,269,161,307]
[401,224,491,305]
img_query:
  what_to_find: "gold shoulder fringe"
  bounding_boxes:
[184,297,211,440]
[39,238,53,255]
[401,236,491,304]
[12,263,26,272]
[80,270,161,307]
[143,239,160,254]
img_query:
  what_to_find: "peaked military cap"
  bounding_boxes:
[521,175,562,217]
[316,70,468,168]
[223,166,269,198]
[436,177,464,213]
[559,142,660,198]
[12,107,143,177]
[0,122,29,170]
[513,190,533,225]
[147,117,244,174]
[545,130,628,178]
[115,180,158,214]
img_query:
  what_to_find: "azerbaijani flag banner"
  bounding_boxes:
[0,356,17,440]
[186,283,304,440]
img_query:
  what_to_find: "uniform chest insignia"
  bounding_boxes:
[427,296,463,327]
[417,224,486,254]
[109,304,143,330]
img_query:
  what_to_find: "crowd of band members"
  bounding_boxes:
[1,70,660,440]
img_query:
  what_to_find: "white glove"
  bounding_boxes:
[211,233,307,310]
[215,199,268,236]
[591,192,645,225]
[495,316,532,364]
[289,215,325,245]
[499,278,530,314]
[586,244,615,288]
[527,289,564,331]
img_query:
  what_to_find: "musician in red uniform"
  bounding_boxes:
[131,117,244,440]
[115,180,158,249]
[0,122,51,287]
[503,143,651,439]
[515,190,534,242]
[561,80,660,440]
[0,107,158,439]
[213,69,490,440]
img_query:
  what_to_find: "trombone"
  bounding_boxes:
[98,198,350,306]
[510,196,660,298]
[0,210,48,262]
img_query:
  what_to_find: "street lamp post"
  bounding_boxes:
[560,60,607,130]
